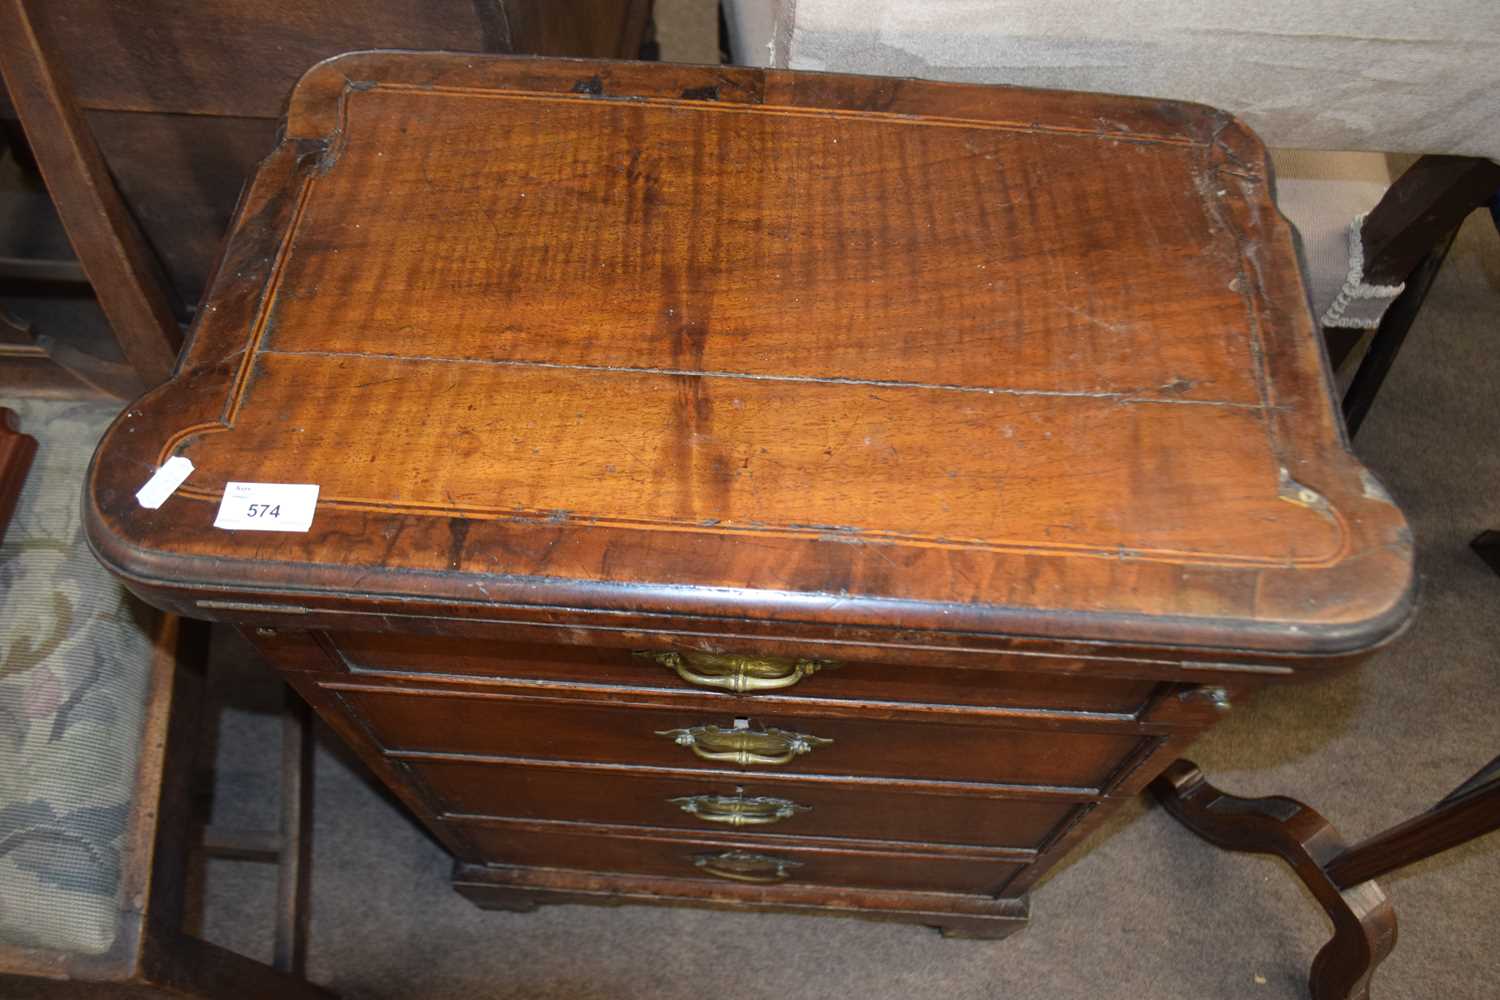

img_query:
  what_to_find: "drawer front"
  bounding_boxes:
[413,758,1081,849]
[454,821,1026,895]
[327,631,1156,713]
[340,685,1141,789]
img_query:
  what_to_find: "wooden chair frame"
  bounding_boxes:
[0,614,333,998]
[1326,155,1500,437]
[1153,757,1500,1000]
[0,0,180,395]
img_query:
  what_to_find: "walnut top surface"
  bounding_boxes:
[85,54,1414,658]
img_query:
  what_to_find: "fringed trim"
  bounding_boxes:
[1320,212,1404,330]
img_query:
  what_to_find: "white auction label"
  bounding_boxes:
[213,482,320,532]
[135,456,194,509]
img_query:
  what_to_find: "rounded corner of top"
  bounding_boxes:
[283,50,391,140]
[1303,547,1419,661]
[1206,110,1272,171]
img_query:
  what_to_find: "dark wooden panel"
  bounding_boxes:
[29,0,496,118]
[0,406,36,542]
[450,818,1027,895]
[0,352,107,397]
[507,0,654,60]
[412,756,1080,848]
[88,111,278,305]
[337,685,1140,788]
[328,631,1158,713]
[453,860,1031,938]
[4,3,652,307]
[0,0,181,384]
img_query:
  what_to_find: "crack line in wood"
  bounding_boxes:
[257,348,1271,410]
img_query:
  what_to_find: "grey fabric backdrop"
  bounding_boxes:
[728,0,1500,159]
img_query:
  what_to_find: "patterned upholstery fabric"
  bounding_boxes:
[0,398,153,955]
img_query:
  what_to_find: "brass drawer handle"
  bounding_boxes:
[692,850,802,883]
[669,793,811,827]
[635,650,837,693]
[656,724,833,766]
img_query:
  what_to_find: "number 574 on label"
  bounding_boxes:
[214,482,320,533]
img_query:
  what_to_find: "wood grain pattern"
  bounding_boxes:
[86,55,1413,660]
[83,55,1418,941]
[169,354,1335,563]
[411,756,1081,849]
[333,682,1143,788]
[2,1,654,307]
[449,818,1029,895]
[326,631,1160,712]
[453,861,1032,939]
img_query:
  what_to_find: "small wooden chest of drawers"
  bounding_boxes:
[85,53,1414,939]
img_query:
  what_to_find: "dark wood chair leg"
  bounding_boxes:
[1323,155,1500,436]
[1151,760,1397,1000]
[1357,157,1500,288]
[0,406,37,544]
[1472,530,1500,577]
[195,684,319,981]
[1341,229,1458,437]
[274,692,315,977]
[145,933,335,1000]
[1323,755,1500,889]
[1462,199,1500,574]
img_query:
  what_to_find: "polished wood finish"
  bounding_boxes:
[411,757,1080,848]
[452,819,1029,893]
[454,862,1032,940]
[328,632,1159,713]
[84,56,1413,656]
[1152,761,1396,1000]
[335,682,1142,787]
[1,1,655,308]
[0,406,36,543]
[1155,752,1499,997]
[85,55,1415,937]
[0,0,181,385]
[1324,753,1500,889]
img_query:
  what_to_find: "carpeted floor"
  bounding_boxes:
[167,207,1500,1000]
